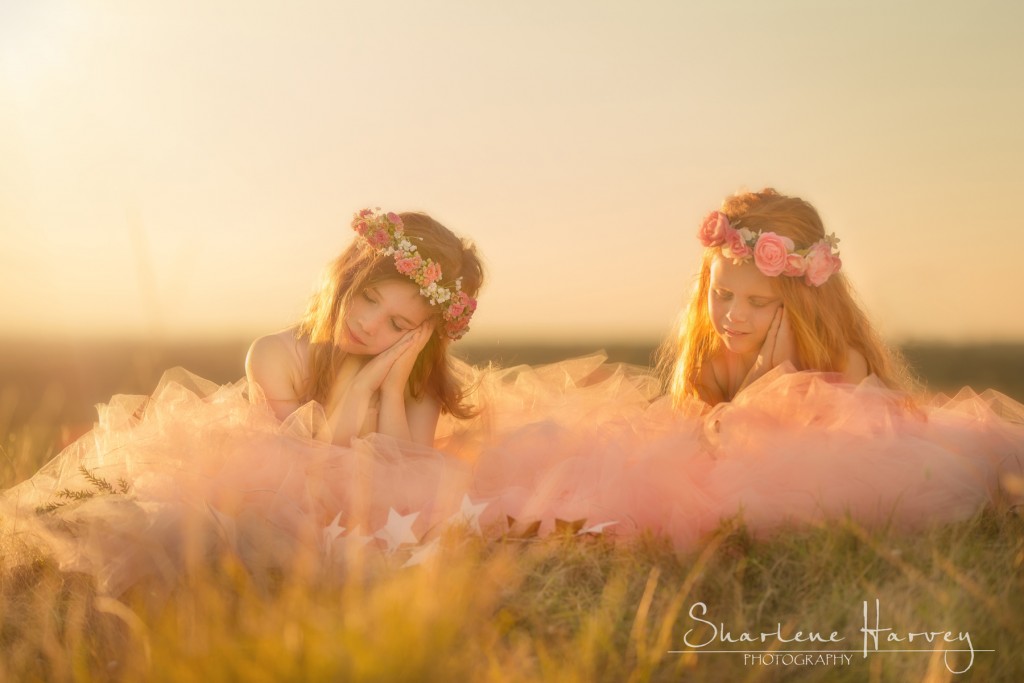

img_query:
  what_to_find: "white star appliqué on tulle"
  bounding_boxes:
[577,520,618,536]
[373,508,420,553]
[401,538,441,568]
[322,510,346,553]
[446,494,489,535]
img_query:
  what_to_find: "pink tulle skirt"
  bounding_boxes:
[465,360,1023,546]
[2,357,1021,594]
[1,370,470,594]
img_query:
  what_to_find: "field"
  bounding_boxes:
[1,339,1022,682]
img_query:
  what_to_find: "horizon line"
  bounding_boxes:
[1,334,1024,348]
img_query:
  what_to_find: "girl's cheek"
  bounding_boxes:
[707,300,724,330]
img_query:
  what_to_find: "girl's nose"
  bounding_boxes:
[726,302,747,322]
[358,312,381,335]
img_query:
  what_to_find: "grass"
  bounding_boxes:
[1,340,1023,681]
[3,497,1021,681]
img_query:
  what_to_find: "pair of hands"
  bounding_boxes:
[350,322,434,399]
[740,306,797,391]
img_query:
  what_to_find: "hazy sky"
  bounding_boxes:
[2,0,1022,344]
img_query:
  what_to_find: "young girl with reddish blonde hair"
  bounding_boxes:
[470,188,1021,549]
[659,188,914,406]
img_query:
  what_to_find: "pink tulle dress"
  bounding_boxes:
[0,370,471,594]
[463,358,1023,547]
[2,356,1022,595]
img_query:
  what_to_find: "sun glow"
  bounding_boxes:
[0,2,90,98]
[1,2,1022,343]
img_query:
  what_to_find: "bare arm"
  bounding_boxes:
[246,330,376,445]
[245,333,304,421]
[322,374,377,447]
[247,326,440,447]
[325,324,437,446]
[378,390,442,446]
[375,324,439,446]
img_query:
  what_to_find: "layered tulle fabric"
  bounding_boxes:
[467,360,1024,545]
[2,357,1022,595]
[0,369,471,595]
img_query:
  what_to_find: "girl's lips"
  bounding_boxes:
[723,327,749,337]
[346,323,366,345]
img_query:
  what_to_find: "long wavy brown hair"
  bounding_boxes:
[658,189,917,406]
[295,212,484,418]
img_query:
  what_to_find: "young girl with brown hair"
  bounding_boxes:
[247,209,482,446]
[1,208,485,593]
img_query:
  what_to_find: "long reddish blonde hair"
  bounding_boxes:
[658,189,916,406]
[296,212,484,418]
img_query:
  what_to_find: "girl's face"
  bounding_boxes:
[339,279,433,355]
[708,254,782,359]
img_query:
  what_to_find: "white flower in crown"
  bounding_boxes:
[351,208,478,339]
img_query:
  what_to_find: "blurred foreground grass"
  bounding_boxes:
[3,500,1022,681]
[2,338,1023,681]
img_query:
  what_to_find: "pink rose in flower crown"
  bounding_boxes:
[447,302,466,319]
[386,212,403,227]
[753,232,795,277]
[722,227,752,262]
[446,316,471,339]
[367,228,390,249]
[698,211,730,247]
[394,254,423,276]
[783,253,808,277]
[831,255,842,275]
[353,220,369,235]
[421,261,443,286]
[804,241,841,287]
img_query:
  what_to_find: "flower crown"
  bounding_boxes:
[352,208,477,340]
[698,211,842,287]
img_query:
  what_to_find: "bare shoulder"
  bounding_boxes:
[843,347,869,384]
[246,329,304,374]
[245,329,308,404]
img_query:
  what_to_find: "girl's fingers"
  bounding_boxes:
[772,307,795,366]
[761,308,782,354]
[409,323,433,351]
[368,333,413,367]
[352,331,422,393]
[393,331,416,348]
